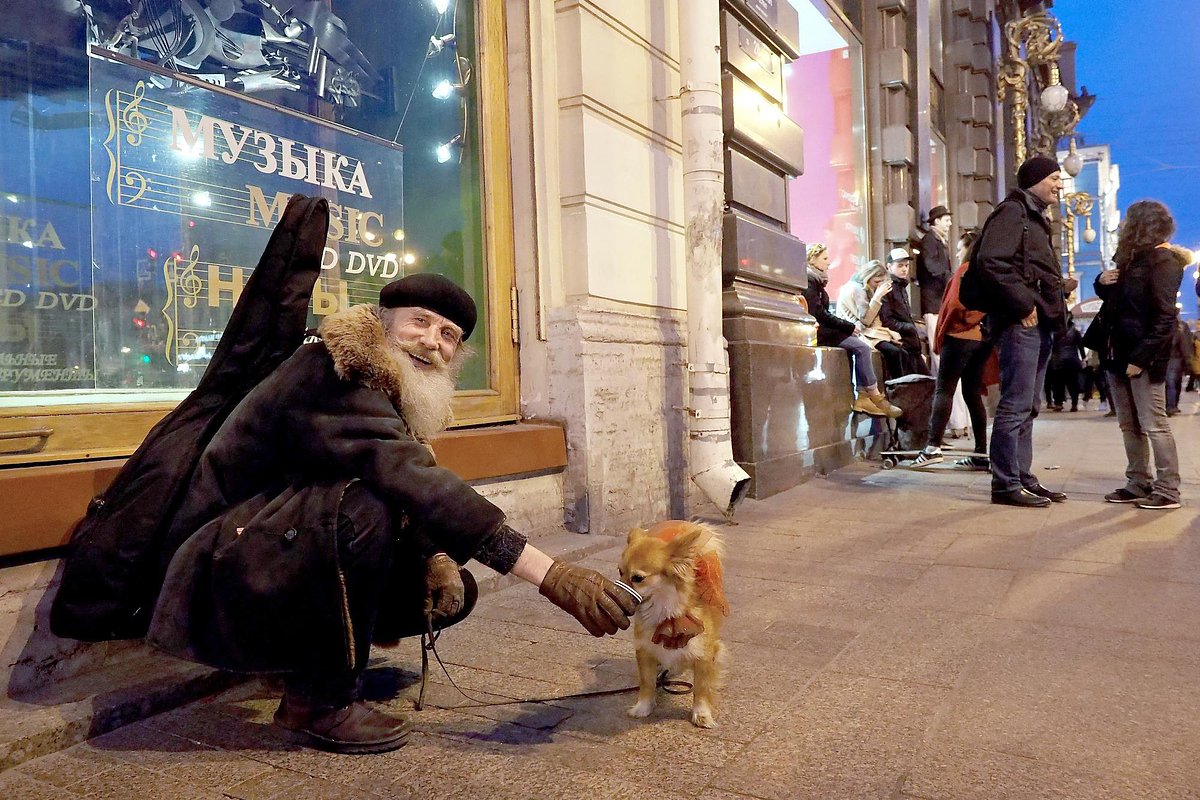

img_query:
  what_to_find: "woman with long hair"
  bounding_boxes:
[1090,199,1189,509]
[911,230,994,468]
[800,244,902,417]
[836,259,909,381]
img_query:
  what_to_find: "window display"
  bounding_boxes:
[0,0,491,400]
[784,0,869,298]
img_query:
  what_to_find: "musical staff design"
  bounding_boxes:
[99,78,391,229]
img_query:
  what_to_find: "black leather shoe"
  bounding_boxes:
[991,488,1051,508]
[1024,484,1067,503]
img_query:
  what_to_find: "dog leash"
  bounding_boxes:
[415,580,692,711]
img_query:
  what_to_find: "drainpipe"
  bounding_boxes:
[678,0,750,517]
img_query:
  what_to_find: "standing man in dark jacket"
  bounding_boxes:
[146,273,642,754]
[917,205,954,323]
[879,247,929,375]
[971,156,1068,507]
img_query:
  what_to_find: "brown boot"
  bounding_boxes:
[274,693,412,754]
[867,391,903,419]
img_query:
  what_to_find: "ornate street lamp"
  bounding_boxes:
[997,11,1068,164]
[1062,190,1095,301]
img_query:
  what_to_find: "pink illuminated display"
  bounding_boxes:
[785,11,869,299]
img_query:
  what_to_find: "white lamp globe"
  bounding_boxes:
[1083,228,1097,244]
[1041,84,1070,113]
[1062,151,1083,177]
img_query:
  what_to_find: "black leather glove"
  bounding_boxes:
[424,553,465,622]
[538,560,639,636]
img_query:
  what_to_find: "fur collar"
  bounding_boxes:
[318,304,406,412]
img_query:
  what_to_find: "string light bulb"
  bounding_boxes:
[427,33,456,57]
[436,134,463,163]
[432,79,457,100]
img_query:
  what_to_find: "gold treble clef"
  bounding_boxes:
[122,81,149,146]
[176,246,202,309]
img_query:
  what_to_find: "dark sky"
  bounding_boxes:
[1054,0,1200,253]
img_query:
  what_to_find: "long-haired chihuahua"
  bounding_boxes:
[618,520,729,728]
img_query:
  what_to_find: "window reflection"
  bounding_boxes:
[784,2,869,299]
[0,0,489,400]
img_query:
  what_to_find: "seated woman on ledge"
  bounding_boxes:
[800,243,902,419]
[836,259,909,384]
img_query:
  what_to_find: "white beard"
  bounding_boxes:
[388,341,466,441]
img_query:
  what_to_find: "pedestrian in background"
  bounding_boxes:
[910,230,994,469]
[1088,199,1188,510]
[1165,317,1194,415]
[1048,315,1084,411]
[961,156,1068,508]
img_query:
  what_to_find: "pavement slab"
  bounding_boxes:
[6,405,1200,798]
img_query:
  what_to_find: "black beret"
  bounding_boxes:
[379,273,477,340]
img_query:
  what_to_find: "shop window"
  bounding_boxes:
[0,1,515,464]
[929,0,945,82]
[930,132,949,210]
[784,0,870,298]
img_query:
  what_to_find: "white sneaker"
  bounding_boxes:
[911,447,942,466]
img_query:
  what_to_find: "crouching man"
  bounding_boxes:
[147,274,639,754]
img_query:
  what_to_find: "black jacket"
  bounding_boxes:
[51,195,329,642]
[879,277,923,354]
[1051,325,1084,369]
[147,305,507,673]
[800,270,856,347]
[972,189,1066,332]
[916,229,952,314]
[1092,245,1188,381]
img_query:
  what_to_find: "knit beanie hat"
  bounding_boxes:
[1017,156,1060,190]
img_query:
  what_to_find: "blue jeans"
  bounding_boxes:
[836,334,878,389]
[990,323,1052,492]
[1107,371,1181,502]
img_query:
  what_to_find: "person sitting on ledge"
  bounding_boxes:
[878,247,931,376]
[800,243,902,418]
[837,258,909,383]
[145,273,648,754]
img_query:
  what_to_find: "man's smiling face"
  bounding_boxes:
[387,306,463,369]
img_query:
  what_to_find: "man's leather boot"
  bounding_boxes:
[274,693,412,754]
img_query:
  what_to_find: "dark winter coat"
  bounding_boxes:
[968,189,1066,333]
[146,304,507,673]
[916,229,952,315]
[1091,245,1188,382]
[1051,325,1084,369]
[879,276,923,355]
[51,195,329,642]
[800,270,857,347]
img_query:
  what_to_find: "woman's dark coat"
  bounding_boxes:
[147,304,507,674]
[1091,245,1188,382]
[800,271,857,347]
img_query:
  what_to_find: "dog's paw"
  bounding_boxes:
[690,705,717,729]
[627,700,655,719]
